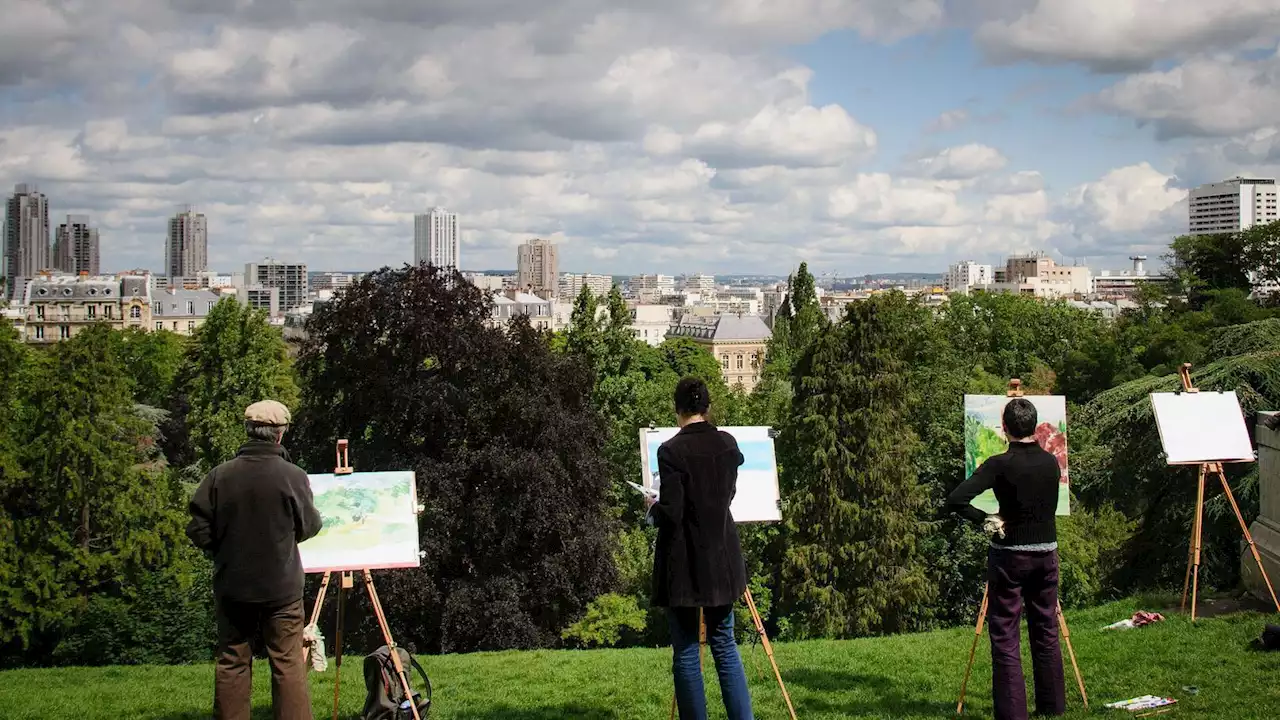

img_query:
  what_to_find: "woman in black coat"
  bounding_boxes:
[646,377,754,720]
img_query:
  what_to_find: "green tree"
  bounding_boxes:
[787,262,825,356]
[292,265,616,653]
[564,284,603,369]
[778,297,933,637]
[174,299,298,470]
[1168,231,1253,306]
[112,328,185,408]
[2,325,185,649]
[1243,220,1280,290]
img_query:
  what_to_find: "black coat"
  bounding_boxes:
[650,422,748,608]
[187,441,324,604]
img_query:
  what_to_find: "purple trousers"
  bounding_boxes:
[987,548,1066,720]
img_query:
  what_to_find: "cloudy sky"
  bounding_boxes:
[1,1,1277,275]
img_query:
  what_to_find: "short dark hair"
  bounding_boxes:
[1002,398,1038,440]
[674,377,711,417]
[245,421,286,442]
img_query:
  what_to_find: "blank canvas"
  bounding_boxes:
[1151,391,1256,465]
[639,426,782,523]
[299,471,421,573]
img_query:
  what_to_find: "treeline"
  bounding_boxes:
[1,224,1278,666]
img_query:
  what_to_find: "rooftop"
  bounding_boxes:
[668,313,771,342]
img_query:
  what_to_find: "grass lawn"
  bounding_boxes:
[1,598,1278,719]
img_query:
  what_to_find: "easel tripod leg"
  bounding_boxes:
[363,570,422,720]
[957,582,990,715]
[744,589,797,720]
[1191,467,1207,621]
[331,578,345,720]
[304,571,332,664]
[1213,464,1280,613]
[1056,603,1088,709]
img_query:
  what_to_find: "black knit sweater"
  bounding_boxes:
[946,441,1059,547]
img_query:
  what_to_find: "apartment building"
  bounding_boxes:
[21,273,151,343]
[666,313,772,391]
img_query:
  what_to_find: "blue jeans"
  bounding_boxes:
[668,605,754,720]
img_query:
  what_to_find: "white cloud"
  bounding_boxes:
[1050,163,1187,257]
[913,144,1008,180]
[0,0,1206,274]
[1095,50,1280,139]
[974,0,1280,71]
[925,108,970,133]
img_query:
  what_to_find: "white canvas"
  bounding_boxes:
[299,471,421,573]
[638,426,782,523]
[1150,391,1256,465]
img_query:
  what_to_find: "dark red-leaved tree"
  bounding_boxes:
[293,265,616,653]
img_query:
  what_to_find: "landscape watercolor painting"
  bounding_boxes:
[963,395,1070,516]
[640,426,782,523]
[299,471,421,573]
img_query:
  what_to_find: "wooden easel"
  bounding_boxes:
[303,440,423,720]
[667,588,797,720]
[1176,364,1280,620]
[957,379,1088,715]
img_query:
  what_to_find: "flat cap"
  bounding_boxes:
[244,400,291,426]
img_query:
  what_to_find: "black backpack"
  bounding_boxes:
[362,645,432,719]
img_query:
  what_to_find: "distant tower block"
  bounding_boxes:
[1130,256,1147,275]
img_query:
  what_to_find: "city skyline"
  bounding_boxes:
[0,3,1276,274]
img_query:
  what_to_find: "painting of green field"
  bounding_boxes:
[963,395,1070,516]
[299,471,420,573]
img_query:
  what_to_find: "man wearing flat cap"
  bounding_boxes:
[188,400,323,720]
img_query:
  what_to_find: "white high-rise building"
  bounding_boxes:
[5,184,50,299]
[414,207,460,271]
[683,274,717,294]
[1189,177,1278,235]
[245,258,309,314]
[559,273,612,299]
[945,261,993,293]
[166,207,208,279]
[517,237,559,298]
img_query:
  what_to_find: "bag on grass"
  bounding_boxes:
[362,645,432,719]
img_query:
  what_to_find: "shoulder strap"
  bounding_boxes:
[404,652,432,700]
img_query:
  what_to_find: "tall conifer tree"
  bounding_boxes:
[778,297,933,637]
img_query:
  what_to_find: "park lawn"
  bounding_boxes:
[1,598,1278,719]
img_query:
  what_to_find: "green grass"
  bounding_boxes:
[2,599,1278,719]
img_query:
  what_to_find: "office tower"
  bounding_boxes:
[516,237,559,298]
[414,207,460,270]
[245,257,308,314]
[54,215,100,276]
[944,261,992,292]
[5,183,50,299]
[166,207,208,278]
[1189,177,1278,235]
[558,273,612,299]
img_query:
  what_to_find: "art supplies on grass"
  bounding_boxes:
[1105,695,1177,712]
[1102,611,1165,631]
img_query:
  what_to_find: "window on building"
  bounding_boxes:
[35,326,44,340]
[35,305,44,320]
[155,322,163,331]
[737,354,744,369]
[130,306,141,319]
[207,301,216,312]
[59,325,70,340]
[187,301,194,314]
[751,353,759,368]
[720,354,729,369]
[187,321,196,333]
[173,322,179,331]
[153,302,161,315]
[87,305,96,319]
